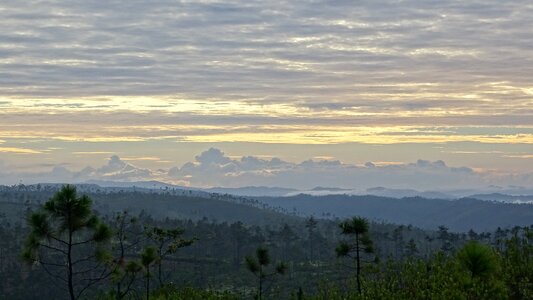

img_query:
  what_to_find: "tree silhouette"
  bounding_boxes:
[144,226,196,288]
[245,246,287,300]
[141,246,157,300]
[336,216,374,294]
[437,225,454,253]
[456,241,503,299]
[109,211,144,299]
[305,216,318,261]
[405,238,418,258]
[503,226,533,299]
[21,185,112,300]
[457,241,499,280]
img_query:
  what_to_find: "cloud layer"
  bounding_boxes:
[1,0,532,144]
[1,0,533,102]
[2,148,531,192]
[0,0,531,177]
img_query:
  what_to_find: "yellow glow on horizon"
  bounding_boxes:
[181,132,533,145]
[2,94,530,120]
[0,147,43,154]
[2,94,532,145]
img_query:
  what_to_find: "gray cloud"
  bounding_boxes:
[0,0,532,116]
[1,1,532,179]
[0,155,153,184]
[1,148,531,191]
[165,148,531,190]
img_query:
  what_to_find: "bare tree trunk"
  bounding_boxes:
[146,267,150,300]
[356,232,361,295]
[258,276,263,300]
[68,229,75,300]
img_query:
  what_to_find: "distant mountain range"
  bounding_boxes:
[2,181,532,232]
[83,180,533,204]
[253,194,533,232]
[7,180,533,204]
[60,180,533,203]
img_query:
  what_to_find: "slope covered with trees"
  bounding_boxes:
[255,194,533,231]
[0,185,531,299]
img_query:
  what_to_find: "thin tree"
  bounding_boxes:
[144,226,196,288]
[141,246,157,300]
[336,216,374,295]
[305,216,318,261]
[21,185,112,300]
[405,238,419,258]
[110,211,144,299]
[245,247,287,300]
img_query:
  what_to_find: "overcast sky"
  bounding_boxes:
[0,0,531,189]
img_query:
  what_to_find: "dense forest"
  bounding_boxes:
[0,184,531,299]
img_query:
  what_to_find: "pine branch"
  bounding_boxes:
[38,243,68,255]
[72,262,104,275]
[72,238,96,246]
[76,267,113,299]
[40,260,67,268]
[72,254,97,265]
[47,234,69,246]
[41,263,68,284]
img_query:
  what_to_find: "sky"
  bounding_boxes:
[0,0,532,190]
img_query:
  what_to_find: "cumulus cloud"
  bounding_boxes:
[1,1,531,187]
[165,148,532,190]
[194,148,232,165]
[1,148,532,191]
[0,155,154,185]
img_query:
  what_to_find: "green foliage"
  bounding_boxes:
[2,186,532,299]
[142,246,157,268]
[276,261,288,275]
[256,247,270,266]
[145,225,196,287]
[245,255,260,274]
[125,260,143,273]
[340,217,369,235]
[142,246,158,300]
[335,242,351,257]
[337,217,375,294]
[246,247,287,300]
[153,286,239,300]
[457,241,499,279]
[95,286,238,300]
[338,217,374,256]
[21,185,112,300]
[501,226,533,299]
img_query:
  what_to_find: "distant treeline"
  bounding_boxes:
[0,185,531,299]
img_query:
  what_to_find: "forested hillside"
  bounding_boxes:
[255,194,533,231]
[0,185,531,299]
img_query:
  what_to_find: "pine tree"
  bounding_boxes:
[21,185,112,300]
[305,216,318,261]
[245,247,287,300]
[141,246,157,300]
[110,211,144,299]
[144,226,196,288]
[336,216,374,294]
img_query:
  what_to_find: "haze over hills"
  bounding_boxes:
[2,0,533,298]
[3,182,532,232]
[78,179,533,204]
[2,150,532,194]
[253,194,533,232]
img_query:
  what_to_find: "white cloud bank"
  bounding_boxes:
[1,148,531,192]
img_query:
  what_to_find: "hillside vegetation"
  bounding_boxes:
[0,185,531,299]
